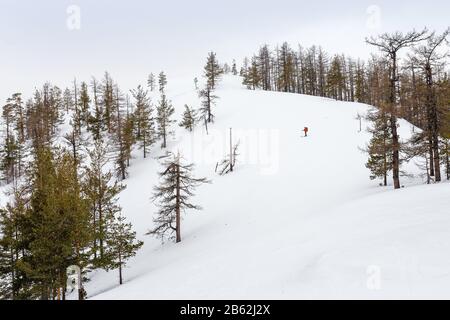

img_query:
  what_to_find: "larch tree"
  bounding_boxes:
[147,151,210,243]
[199,85,218,124]
[366,28,430,189]
[409,29,449,182]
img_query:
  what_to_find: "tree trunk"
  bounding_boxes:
[119,252,123,285]
[427,65,441,182]
[390,53,401,189]
[429,136,435,177]
[229,128,233,172]
[390,114,401,189]
[175,162,181,243]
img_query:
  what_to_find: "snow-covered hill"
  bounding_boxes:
[83,75,450,299]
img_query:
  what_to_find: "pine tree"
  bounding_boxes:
[101,72,115,134]
[327,55,344,100]
[112,86,129,180]
[131,85,155,158]
[147,73,156,92]
[79,82,91,128]
[194,77,199,90]
[148,151,210,243]
[204,52,223,89]
[179,104,197,132]
[232,59,238,75]
[123,104,135,167]
[63,88,73,113]
[365,107,393,186]
[0,207,16,299]
[159,71,167,93]
[83,139,125,268]
[156,93,175,149]
[1,96,21,184]
[105,213,143,285]
[21,147,91,300]
[0,186,29,300]
[199,85,218,124]
[88,77,104,141]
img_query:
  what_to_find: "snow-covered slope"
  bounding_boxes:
[85,75,450,299]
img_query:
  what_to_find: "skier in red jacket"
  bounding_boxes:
[303,127,309,137]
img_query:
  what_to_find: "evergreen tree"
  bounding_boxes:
[194,77,199,91]
[148,152,210,243]
[112,86,129,180]
[105,213,143,285]
[231,59,238,75]
[365,107,393,186]
[159,71,167,93]
[1,96,22,184]
[0,186,29,300]
[123,106,135,167]
[79,82,91,128]
[179,104,197,132]
[156,93,175,149]
[83,139,125,268]
[131,85,155,158]
[63,88,73,113]
[100,72,115,134]
[204,52,223,89]
[20,147,91,300]
[147,73,156,91]
[88,77,104,141]
[199,85,218,124]
[0,207,17,299]
[327,55,344,100]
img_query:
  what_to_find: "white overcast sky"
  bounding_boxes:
[0,0,449,102]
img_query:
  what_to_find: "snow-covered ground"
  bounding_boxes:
[77,75,449,299]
